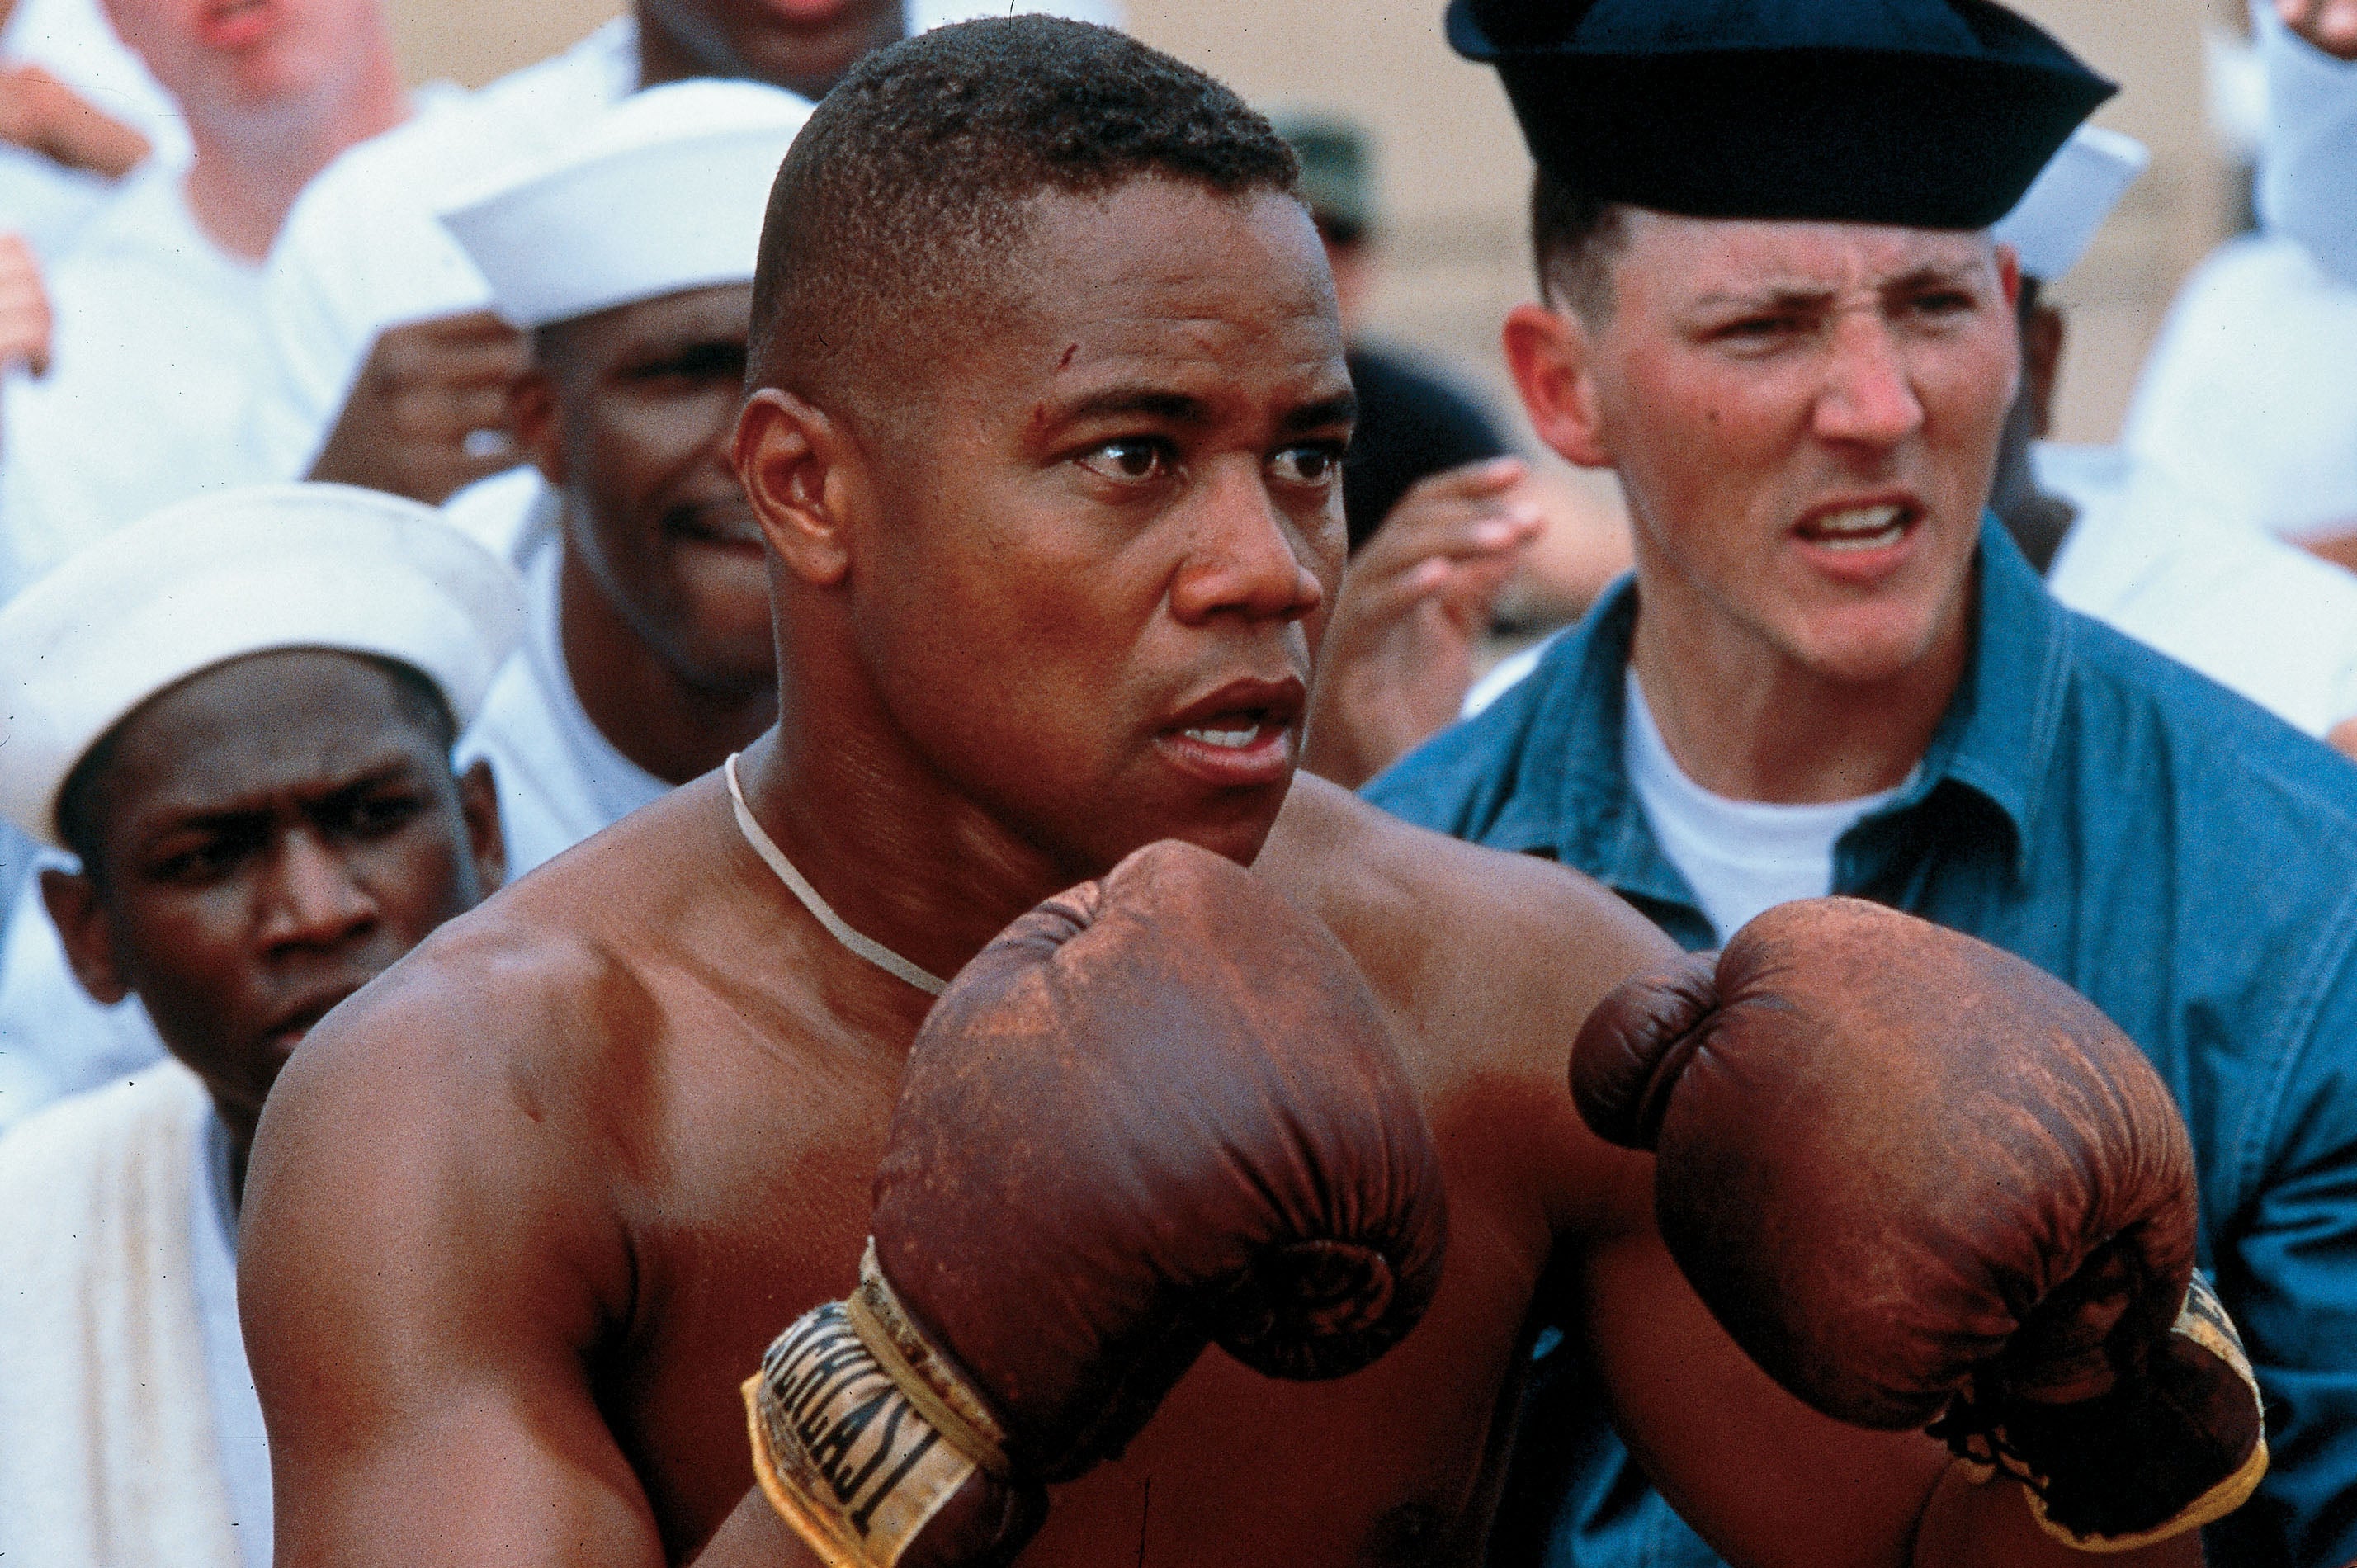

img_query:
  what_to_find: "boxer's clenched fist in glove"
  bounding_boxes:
[747,840,1448,1567]
[1573,897,2266,1553]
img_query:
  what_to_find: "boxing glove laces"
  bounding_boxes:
[747,839,1449,1567]
[1571,897,2267,1553]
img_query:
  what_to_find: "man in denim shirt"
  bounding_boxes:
[1368,2,2357,1565]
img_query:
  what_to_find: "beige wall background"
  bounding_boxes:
[393,0,2246,586]
[389,0,615,93]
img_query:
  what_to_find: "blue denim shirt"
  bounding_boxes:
[1367,520,2357,1568]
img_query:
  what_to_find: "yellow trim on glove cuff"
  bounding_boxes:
[845,1240,1014,1480]
[2018,1437,2269,1555]
[1953,1273,2271,1554]
[744,1298,981,1568]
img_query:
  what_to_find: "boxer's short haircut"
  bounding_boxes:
[55,654,458,885]
[749,15,1301,420]
[1531,168,1632,325]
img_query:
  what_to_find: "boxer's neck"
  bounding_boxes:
[732,715,1093,1008]
[725,753,947,995]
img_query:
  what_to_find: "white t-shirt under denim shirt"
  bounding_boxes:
[1623,668,1915,945]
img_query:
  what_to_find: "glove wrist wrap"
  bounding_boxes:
[744,1244,1023,1568]
[843,1243,1013,1481]
[1939,1273,2270,1554]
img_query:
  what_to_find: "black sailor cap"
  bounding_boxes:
[1448,0,2117,229]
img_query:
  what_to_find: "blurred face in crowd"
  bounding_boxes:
[1313,219,1372,338]
[741,178,1351,878]
[517,282,776,701]
[637,0,904,100]
[42,650,503,1154]
[101,0,385,115]
[1505,210,2020,688]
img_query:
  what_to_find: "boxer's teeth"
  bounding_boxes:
[1183,722,1263,749]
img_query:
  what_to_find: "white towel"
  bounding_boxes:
[0,1060,243,1568]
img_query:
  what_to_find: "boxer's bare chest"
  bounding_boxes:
[581,956,1571,1566]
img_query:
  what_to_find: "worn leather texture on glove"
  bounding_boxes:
[1572,896,2264,1546]
[870,838,1449,1483]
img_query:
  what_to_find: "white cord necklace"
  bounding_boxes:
[724,753,947,996]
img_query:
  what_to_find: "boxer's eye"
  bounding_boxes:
[1077,437,1174,484]
[1270,443,1344,488]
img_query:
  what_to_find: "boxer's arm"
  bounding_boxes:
[1454,860,1948,1566]
[239,961,809,1568]
[692,1490,829,1566]
[1575,1192,2199,1568]
[1441,860,2200,1567]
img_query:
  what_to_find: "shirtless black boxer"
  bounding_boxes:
[243,21,2252,1568]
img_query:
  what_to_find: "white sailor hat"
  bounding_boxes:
[438,78,815,330]
[2257,4,2357,291]
[1992,124,2149,284]
[0,483,527,849]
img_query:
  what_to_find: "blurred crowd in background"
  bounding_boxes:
[2,0,2354,758]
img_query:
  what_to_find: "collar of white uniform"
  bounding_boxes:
[724,753,947,997]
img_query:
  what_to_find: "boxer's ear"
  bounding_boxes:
[41,867,130,1008]
[1502,302,1610,470]
[736,386,854,587]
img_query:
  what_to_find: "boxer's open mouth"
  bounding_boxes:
[1793,500,1918,552]
[1158,678,1305,786]
[1166,678,1305,739]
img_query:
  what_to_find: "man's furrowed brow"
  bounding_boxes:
[1882,261,1986,294]
[1693,283,1835,314]
[1280,391,1358,436]
[1056,385,1211,427]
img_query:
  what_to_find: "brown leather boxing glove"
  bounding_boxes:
[747,840,1448,1567]
[1572,897,2268,1553]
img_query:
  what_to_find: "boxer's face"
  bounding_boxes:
[638,0,902,99]
[43,651,502,1142]
[522,283,772,697]
[845,179,1351,874]
[1516,212,2018,687]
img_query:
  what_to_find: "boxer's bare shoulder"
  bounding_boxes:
[266,772,863,1181]
[1258,774,1680,1241]
[245,772,919,1561]
[1266,773,1671,999]
[1265,779,1671,1079]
